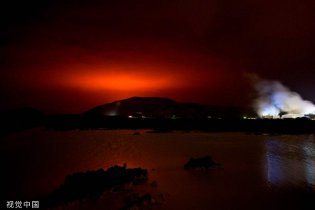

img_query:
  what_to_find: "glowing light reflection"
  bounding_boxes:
[303,141,315,186]
[265,138,315,188]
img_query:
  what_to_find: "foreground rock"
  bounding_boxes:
[42,165,148,208]
[184,156,221,170]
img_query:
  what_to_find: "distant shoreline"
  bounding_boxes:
[3,113,315,135]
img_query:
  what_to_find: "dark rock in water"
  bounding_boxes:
[184,156,221,170]
[42,165,148,208]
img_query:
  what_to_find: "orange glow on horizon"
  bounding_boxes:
[57,63,196,94]
[69,73,174,91]
[40,60,224,110]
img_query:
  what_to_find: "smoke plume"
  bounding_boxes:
[251,76,315,118]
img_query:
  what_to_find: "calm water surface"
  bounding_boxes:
[1,129,314,209]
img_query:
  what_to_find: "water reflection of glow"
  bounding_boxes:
[303,141,315,186]
[265,140,283,185]
[265,138,315,187]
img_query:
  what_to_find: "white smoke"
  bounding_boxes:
[253,77,315,118]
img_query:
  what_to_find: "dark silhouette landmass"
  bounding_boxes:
[2,97,315,135]
[84,96,247,119]
[46,97,315,134]
[41,165,148,208]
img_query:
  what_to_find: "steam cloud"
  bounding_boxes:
[252,76,315,118]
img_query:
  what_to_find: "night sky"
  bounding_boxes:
[1,0,315,113]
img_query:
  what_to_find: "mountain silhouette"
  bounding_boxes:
[83,96,250,119]
[84,97,209,118]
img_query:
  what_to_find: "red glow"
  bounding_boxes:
[3,45,235,113]
[55,60,221,94]
[68,71,175,91]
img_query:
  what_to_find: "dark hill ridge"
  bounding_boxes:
[83,97,247,119]
[85,97,177,114]
[43,97,315,134]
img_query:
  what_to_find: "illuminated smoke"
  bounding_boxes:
[253,77,315,118]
